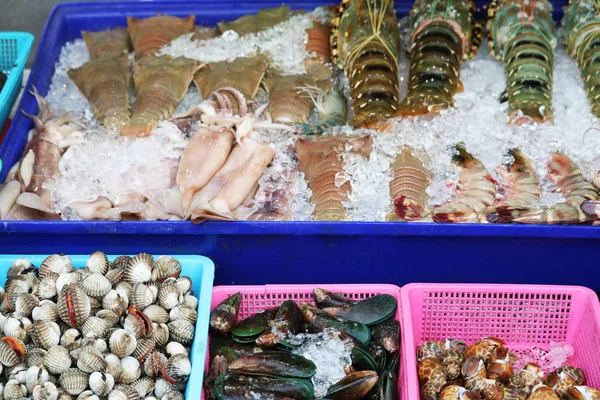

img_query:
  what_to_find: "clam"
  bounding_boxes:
[59,368,89,396]
[111,256,132,270]
[57,285,91,328]
[36,273,59,300]
[161,391,184,400]
[108,384,140,400]
[56,273,82,294]
[164,354,191,382]
[105,268,126,287]
[86,251,109,275]
[89,372,114,397]
[123,306,152,339]
[165,342,187,357]
[81,274,111,298]
[119,356,141,384]
[82,338,107,354]
[7,258,33,278]
[26,365,50,393]
[76,390,99,400]
[132,338,155,363]
[151,323,169,347]
[26,348,47,368]
[95,310,120,327]
[167,320,194,346]
[131,376,155,397]
[169,305,197,324]
[130,284,153,310]
[43,346,71,374]
[115,282,132,299]
[4,379,27,399]
[39,255,72,278]
[0,337,26,367]
[109,329,137,358]
[60,329,82,350]
[175,277,191,296]
[32,300,58,322]
[124,254,153,284]
[152,256,181,281]
[8,364,28,384]
[104,354,122,381]
[81,317,109,339]
[142,305,169,324]
[154,378,175,398]
[30,321,61,350]
[143,350,167,377]
[158,280,181,311]
[32,381,59,400]
[3,317,28,342]
[77,346,106,373]
[14,293,40,318]
[102,290,128,315]
[6,274,38,297]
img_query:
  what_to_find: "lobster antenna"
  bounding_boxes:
[594,0,600,16]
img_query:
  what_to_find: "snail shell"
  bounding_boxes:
[118,356,141,384]
[39,255,72,278]
[58,284,91,328]
[89,372,115,397]
[43,346,71,375]
[167,320,194,346]
[81,274,111,298]
[109,329,137,358]
[86,251,109,275]
[30,321,61,350]
[124,254,153,284]
[142,305,168,324]
[59,368,89,396]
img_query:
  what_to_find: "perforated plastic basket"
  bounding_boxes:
[205,284,405,400]
[0,254,215,400]
[401,283,600,399]
[0,33,34,133]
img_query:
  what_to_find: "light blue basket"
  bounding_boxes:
[0,253,215,399]
[0,32,34,133]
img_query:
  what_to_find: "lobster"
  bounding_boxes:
[487,0,557,125]
[331,0,401,127]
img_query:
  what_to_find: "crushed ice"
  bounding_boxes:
[289,329,354,398]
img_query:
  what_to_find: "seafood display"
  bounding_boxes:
[0,252,198,399]
[416,336,600,400]
[1,3,600,226]
[205,288,400,399]
[487,0,557,124]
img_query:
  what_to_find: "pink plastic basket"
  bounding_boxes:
[401,283,600,399]
[204,284,405,400]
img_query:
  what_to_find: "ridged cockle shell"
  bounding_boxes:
[96,310,120,327]
[89,372,115,396]
[36,273,59,300]
[143,350,167,377]
[111,255,132,270]
[58,284,91,328]
[182,294,198,310]
[26,365,50,393]
[165,342,187,357]
[142,305,168,324]
[131,376,155,397]
[26,348,47,368]
[32,300,58,322]
[7,259,33,278]
[109,329,137,358]
[81,274,111,298]
[56,273,83,294]
[151,323,169,347]
[108,384,140,400]
[132,337,155,363]
[0,336,26,367]
[59,368,89,395]
[163,354,191,383]
[39,255,72,278]
[162,390,184,400]
[14,293,40,318]
[124,305,153,339]
[81,316,109,339]
[105,268,126,287]
[60,329,82,349]
[104,354,122,381]
[3,317,28,342]
[158,280,180,311]
[32,381,59,400]
[30,320,61,350]
[43,346,71,374]
[175,277,191,296]
[152,257,181,281]
[167,320,194,346]
[154,378,175,398]
[4,378,27,399]
[124,254,153,284]
[169,305,196,324]
[130,284,153,309]
[118,356,141,384]
[102,290,128,315]
[115,282,132,299]
[77,346,106,373]
[86,251,109,275]
[76,389,100,400]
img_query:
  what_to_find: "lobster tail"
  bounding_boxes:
[389,148,432,221]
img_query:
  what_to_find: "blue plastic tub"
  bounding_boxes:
[0,32,34,134]
[0,253,215,399]
[1,1,599,290]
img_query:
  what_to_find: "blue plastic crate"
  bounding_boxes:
[0,253,215,399]
[1,1,599,292]
[0,32,34,136]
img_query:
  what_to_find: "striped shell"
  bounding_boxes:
[26,365,50,393]
[131,376,155,397]
[105,354,122,381]
[4,379,27,399]
[26,348,47,368]
[151,256,181,281]
[116,282,132,298]
[86,251,109,275]
[109,329,137,358]
[151,323,169,347]
[154,378,176,398]
[124,254,153,284]
[32,381,59,400]
[56,273,83,294]
[162,390,184,400]
[59,368,89,395]
[143,351,167,377]
[169,306,197,324]
[0,337,26,367]
[58,284,91,328]
[39,254,72,278]
[182,294,198,310]
[119,356,141,384]
[142,305,169,324]
[106,268,126,287]
[32,300,58,322]
[158,281,181,311]
[175,277,192,296]
[7,258,33,278]
[164,354,191,382]
[82,274,112,298]
[130,284,153,309]
[76,390,99,400]
[5,274,38,296]
[96,310,120,327]
[60,328,82,349]
[30,321,61,350]
[43,346,71,374]
[89,372,115,396]
[108,384,141,400]
[36,273,59,300]
[14,293,40,318]
[167,320,194,346]
[81,317,109,338]
[3,317,28,342]
[132,337,156,363]
[77,346,106,373]
[165,342,187,357]
[102,290,129,315]
[111,255,132,270]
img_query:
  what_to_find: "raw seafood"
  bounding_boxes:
[82,27,131,58]
[296,86,347,135]
[218,5,293,35]
[389,148,432,221]
[123,56,204,137]
[263,74,316,125]
[304,21,334,81]
[68,54,131,130]
[128,15,195,59]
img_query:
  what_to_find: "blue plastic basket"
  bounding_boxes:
[0,32,34,136]
[0,253,215,399]
[1,1,599,292]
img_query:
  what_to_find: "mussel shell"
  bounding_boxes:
[81,274,112,298]
[30,320,61,350]
[326,370,379,399]
[312,288,356,308]
[372,319,400,354]
[366,342,387,373]
[209,293,241,335]
[256,301,303,348]
[228,351,317,378]
[167,320,194,346]
[89,371,115,397]
[231,308,277,340]
[322,294,397,326]
[215,373,314,400]
[43,346,71,374]
[300,302,371,345]
[86,251,109,275]
[59,368,89,395]
[57,284,91,328]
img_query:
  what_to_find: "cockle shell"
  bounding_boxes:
[30,321,61,350]
[124,306,153,339]
[26,365,50,393]
[89,372,115,397]
[3,317,28,342]
[76,390,100,400]
[111,256,132,271]
[7,259,33,278]
[154,378,175,398]
[86,251,109,275]
[108,384,140,400]
[81,317,109,339]
[124,254,153,284]
[166,342,187,357]
[60,329,82,350]
[151,257,181,281]
[32,381,59,400]
[143,351,167,377]
[167,320,194,346]
[96,310,120,327]
[77,346,106,373]
[158,281,180,311]
[164,354,191,382]
[39,255,72,278]
[26,348,47,368]
[8,363,28,384]
[182,294,198,310]
[142,305,169,324]
[44,346,71,374]
[0,337,26,367]
[132,338,155,363]
[14,293,40,318]
[161,390,184,400]
[105,268,126,287]
[81,338,107,354]
[59,368,89,395]
[131,376,154,397]
[4,378,27,399]
[58,284,91,328]
[81,274,112,298]
[175,277,191,296]
[56,273,83,294]
[130,284,153,310]
[32,300,58,322]
[169,306,196,324]
[119,357,141,384]
[104,354,122,381]
[109,329,137,358]
[102,291,128,315]
[116,282,132,299]
[36,273,59,300]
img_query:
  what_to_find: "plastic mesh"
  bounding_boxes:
[420,289,572,345]
[570,299,600,388]
[0,38,18,74]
